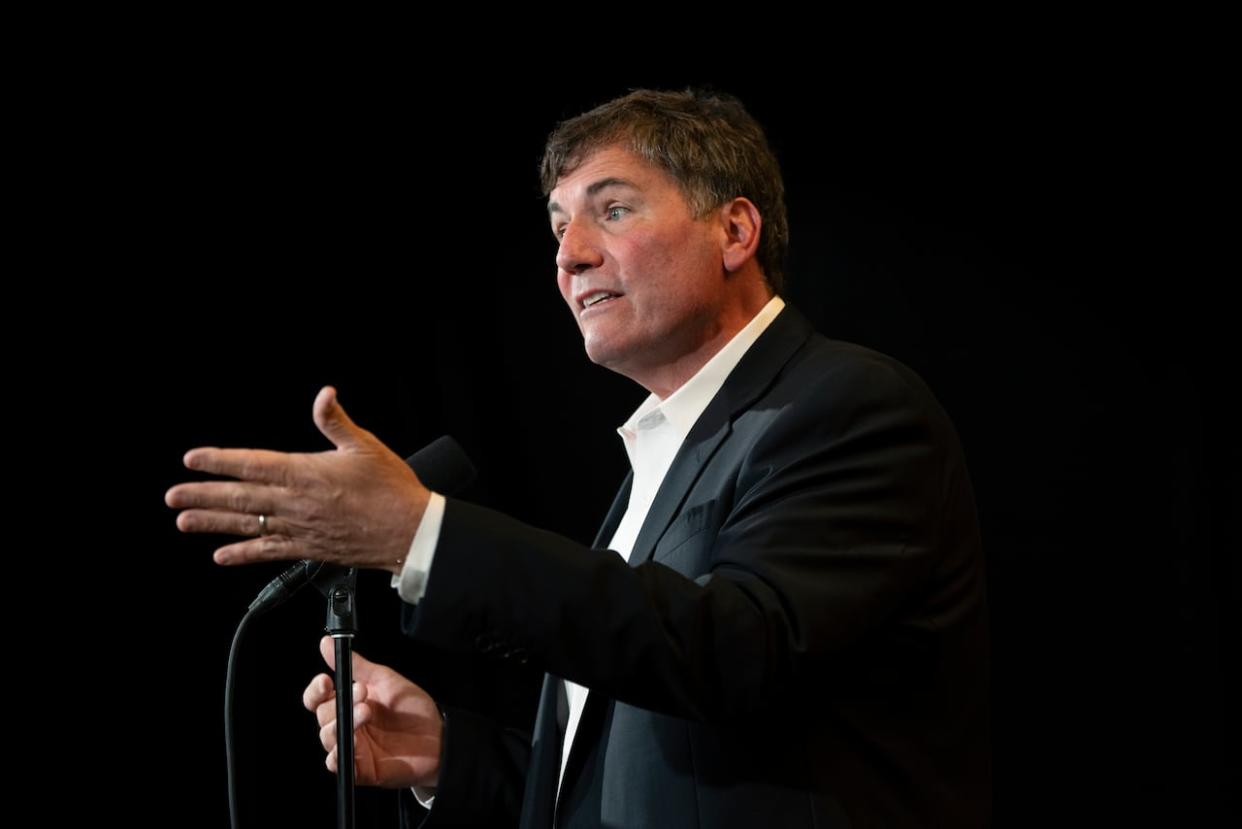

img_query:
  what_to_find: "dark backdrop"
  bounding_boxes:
[76,55,1231,826]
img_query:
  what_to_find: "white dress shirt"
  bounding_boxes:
[397,295,786,808]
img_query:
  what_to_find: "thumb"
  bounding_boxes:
[313,386,367,450]
[318,634,384,682]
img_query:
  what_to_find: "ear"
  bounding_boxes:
[717,197,763,273]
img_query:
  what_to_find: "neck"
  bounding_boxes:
[631,291,774,399]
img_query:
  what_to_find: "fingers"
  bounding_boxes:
[317,634,385,685]
[315,696,336,729]
[318,701,371,749]
[319,711,338,750]
[167,462,294,549]
[181,447,294,485]
[325,744,370,780]
[303,672,334,712]
[168,479,294,542]
[210,535,300,566]
[311,682,367,728]
[312,386,371,451]
[164,480,282,514]
[312,686,365,730]
[319,635,336,669]
[325,745,363,777]
[175,509,274,537]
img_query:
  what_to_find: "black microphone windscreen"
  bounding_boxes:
[403,435,476,495]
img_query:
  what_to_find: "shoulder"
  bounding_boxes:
[745,304,940,412]
[716,304,965,468]
[769,329,948,427]
[728,321,967,485]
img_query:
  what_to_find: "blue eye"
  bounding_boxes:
[607,206,628,221]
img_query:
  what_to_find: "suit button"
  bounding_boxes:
[509,647,529,664]
[474,633,500,653]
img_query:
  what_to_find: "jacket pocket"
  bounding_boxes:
[654,500,718,571]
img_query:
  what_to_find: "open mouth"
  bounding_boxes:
[581,291,621,310]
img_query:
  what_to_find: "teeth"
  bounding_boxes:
[583,291,616,308]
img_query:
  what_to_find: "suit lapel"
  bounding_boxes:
[628,418,731,566]
[592,471,632,548]
[628,304,815,567]
[554,306,816,820]
[532,474,630,827]
[519,675,566,828]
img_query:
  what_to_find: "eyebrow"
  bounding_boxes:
[547,177,640,217]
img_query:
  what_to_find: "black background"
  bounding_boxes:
[57,44,1231,827]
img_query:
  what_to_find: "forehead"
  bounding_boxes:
[547,145,677,214]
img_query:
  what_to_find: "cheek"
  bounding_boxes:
[556,272,574,307]
[615,234,677,295]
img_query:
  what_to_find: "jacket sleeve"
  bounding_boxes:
[399,705,530,828]
[403,352,974,723]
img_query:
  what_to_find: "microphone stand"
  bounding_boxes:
[315,566,359,829]
[222,438,474,828]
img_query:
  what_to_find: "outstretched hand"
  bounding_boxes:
[304,636,443,788]
[165,386,429,574]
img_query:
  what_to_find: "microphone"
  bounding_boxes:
[247,435,475,613]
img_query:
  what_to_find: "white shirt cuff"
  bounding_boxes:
[391,491,445,604]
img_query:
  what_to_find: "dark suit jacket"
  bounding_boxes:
[400,305,990,827]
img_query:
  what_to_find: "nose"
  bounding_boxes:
[555,218,604,274]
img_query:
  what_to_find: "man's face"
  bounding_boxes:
[548,145,729,390]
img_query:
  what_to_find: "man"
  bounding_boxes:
[168,88,990,826]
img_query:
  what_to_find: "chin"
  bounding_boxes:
[583,343,620,368]
[582,337,633,372]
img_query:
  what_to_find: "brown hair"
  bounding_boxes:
[540,88,788,294]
